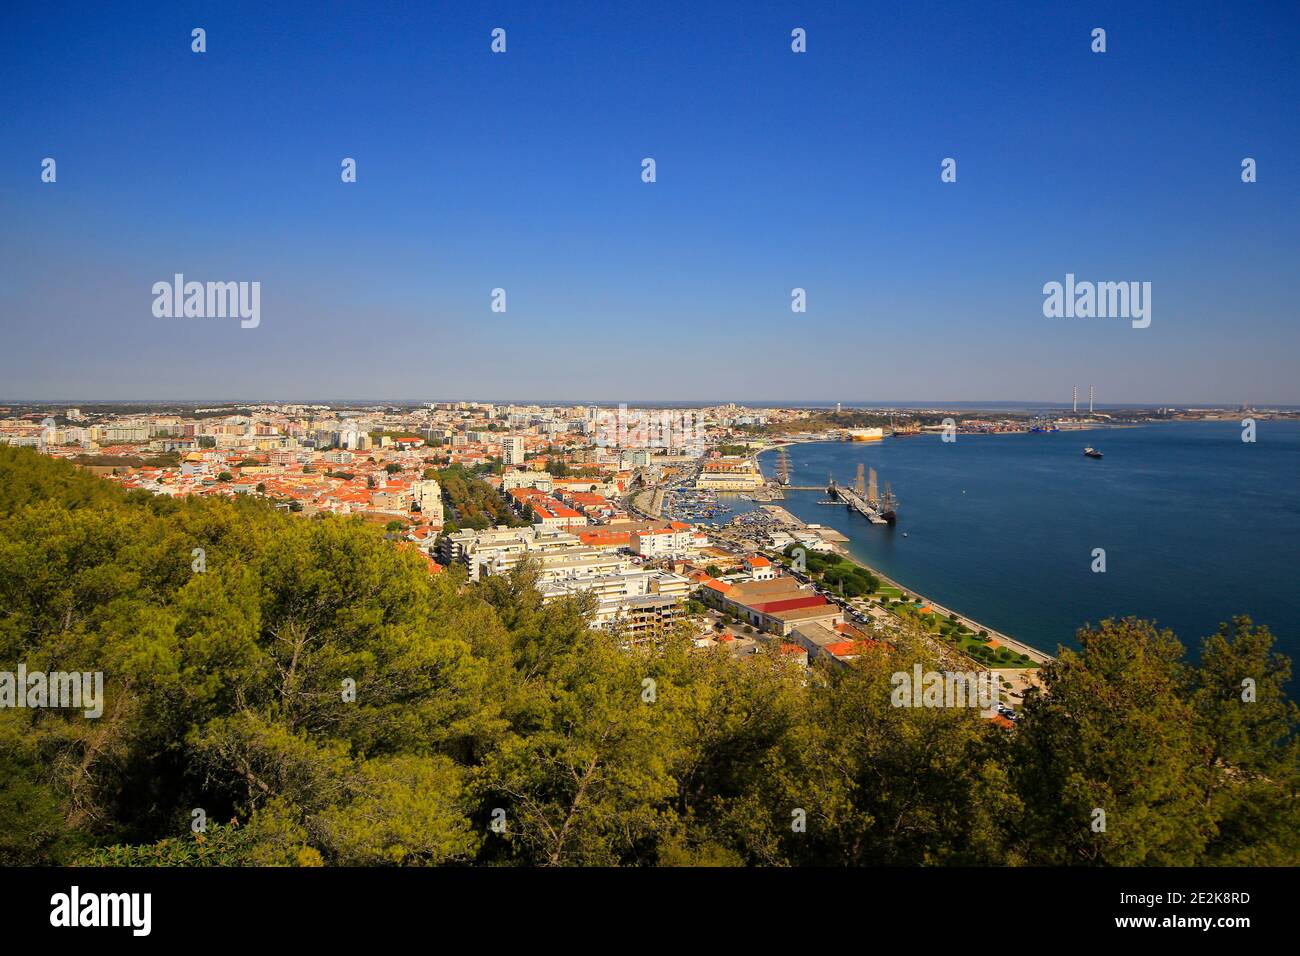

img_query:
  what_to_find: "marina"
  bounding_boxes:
[660,486,732,523]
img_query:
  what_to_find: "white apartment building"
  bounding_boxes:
[502,436,526,466]
[103,424,149,443]
[437,526,582,580]
[630,527,705,560]
[411,479,444,523]
[502,469,552,492]
[538,568,692,633]
[339,429,371,451]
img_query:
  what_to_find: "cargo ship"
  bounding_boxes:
[1084,446,1103,459]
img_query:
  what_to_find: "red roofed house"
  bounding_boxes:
[744,554,774,581]
[530,498,588,530]
[779,643,809,667]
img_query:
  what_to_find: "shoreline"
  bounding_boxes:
[752,442,1058,666]
[756,421,1143,452]
[826,541,1055,667]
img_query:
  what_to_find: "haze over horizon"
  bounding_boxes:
[3,1,1297,403]
[0,394,1287,410]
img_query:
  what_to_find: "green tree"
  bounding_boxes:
[1,447,1295,870]
[1187,617,1300,864]
[1012,618,1211,865]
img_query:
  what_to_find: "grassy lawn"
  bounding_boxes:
[956,632,1036,667]
[881,604,1038,668]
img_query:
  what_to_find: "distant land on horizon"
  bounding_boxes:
[4,397,1298,412]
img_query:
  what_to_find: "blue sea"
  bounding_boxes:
[750,422,1300,666]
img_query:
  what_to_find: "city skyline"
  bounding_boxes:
[3,0,1297,402]
[0,395,1293,410]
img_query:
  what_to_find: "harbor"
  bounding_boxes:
[749,423,1299,665]
[711,495,1052,673]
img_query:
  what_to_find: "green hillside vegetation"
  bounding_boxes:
[1,446,1296,867]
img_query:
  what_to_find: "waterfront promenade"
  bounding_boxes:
[847,552,1056,666]
[719,494,1056,667]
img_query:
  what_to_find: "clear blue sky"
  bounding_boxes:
[2,0,1297,404]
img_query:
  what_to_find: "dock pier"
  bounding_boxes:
[832,484,889,524]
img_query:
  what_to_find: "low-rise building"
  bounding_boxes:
[695,458,764,491]
[790,621,882,667]
[503,469,553,493]
[701,576,842,636]
[743,554,774,580]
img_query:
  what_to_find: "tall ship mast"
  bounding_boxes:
[880,480,898,524]
[827,466,899,525]
[776,446,791,486]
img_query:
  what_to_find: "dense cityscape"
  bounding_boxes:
[3,398,1292,689]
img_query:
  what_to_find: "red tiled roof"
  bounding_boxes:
[579,530,631,547]
[751,595,828,614]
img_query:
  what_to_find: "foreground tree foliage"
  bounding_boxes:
[0,447,1295,866]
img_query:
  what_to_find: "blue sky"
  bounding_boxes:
[2,0,1297,403]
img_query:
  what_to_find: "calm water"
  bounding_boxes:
[749,422,1300,663]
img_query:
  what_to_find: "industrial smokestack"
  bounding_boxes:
[1089,385,1094,414]
[1073,385,1078,414]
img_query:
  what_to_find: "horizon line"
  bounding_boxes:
[2,398,1293,410]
